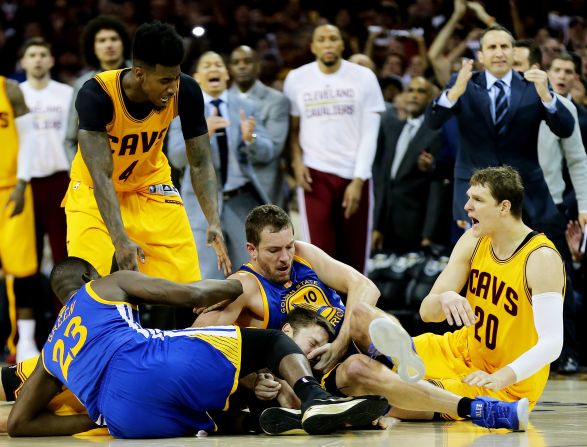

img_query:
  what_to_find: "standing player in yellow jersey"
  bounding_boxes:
[0,76,44,362]
[65,21,230,282]
[417,166,565,411]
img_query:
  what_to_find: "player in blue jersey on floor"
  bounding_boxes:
[195,204,530,432]
[7,257,388,438]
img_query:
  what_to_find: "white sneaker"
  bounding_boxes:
[368,317,425,383]
[16,340,40,363]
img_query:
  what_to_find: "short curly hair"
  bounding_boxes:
[132,21,184,68]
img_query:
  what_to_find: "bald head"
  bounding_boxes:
[50,257,100,304]
[349,53,375,72]
[311,24,344,70]
[229,45,259,91]
[405,77,434,118]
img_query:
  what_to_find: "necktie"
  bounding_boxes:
[391,121,416,179]
[494,80,508,136]
[210,99,229,187]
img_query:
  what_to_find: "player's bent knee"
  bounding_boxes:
[338,355,375,391]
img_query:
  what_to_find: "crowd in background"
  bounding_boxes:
[1,0,586,93]
[1,0,587,370]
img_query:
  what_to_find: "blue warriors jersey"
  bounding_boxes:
[42,282,241,438]
[239,255,346,332]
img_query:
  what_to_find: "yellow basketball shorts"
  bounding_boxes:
[63,180,200,282]
[0,185,38,277]
[413,330,536,409]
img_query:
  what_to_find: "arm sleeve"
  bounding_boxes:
[506,292,564,382]
[177,73,208,140]
[541,94,557,113]
[76,79,113,131]
[558,98,587,213]
[353,110,381,179]
[16,113,35,182]
[437,91,457,108]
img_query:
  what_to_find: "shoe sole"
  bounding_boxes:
[302,396,389,435]
[259,408,305,435]
[368,317,425,383]
[516,398,529,432]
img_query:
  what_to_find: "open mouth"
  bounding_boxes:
[471,217,479,227]
[208,76,221,86]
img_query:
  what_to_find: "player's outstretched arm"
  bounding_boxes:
[8,359,97,437]
[419,230,477,325]
[91,271,243,309]
[193,271,265,327]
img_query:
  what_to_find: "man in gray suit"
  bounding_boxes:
[168,52,273,280]
[229,46,290,207]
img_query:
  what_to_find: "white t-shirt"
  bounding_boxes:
[20,80,73,178]
[284,60,385,179]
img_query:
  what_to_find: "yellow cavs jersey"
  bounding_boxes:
[466,232,562,403]
[69,69,177,192]
[0,76,19,188]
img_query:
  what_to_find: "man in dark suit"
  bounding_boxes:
[372,77,444,253]
[426,24,575,235]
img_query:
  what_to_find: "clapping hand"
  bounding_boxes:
[240,110,256,144]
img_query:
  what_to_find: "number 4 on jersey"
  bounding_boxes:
[119,160,138,182]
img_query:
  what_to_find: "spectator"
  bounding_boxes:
[167,51,273,280]
[228,45,290,208]
[512,44,587,374]
[284,24,385,273]
[372,77,444,254]
[19,37,73,314]
[64,15,131,161]
[426,24,575,240]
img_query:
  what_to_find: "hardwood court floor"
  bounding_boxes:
[1,374,585,447]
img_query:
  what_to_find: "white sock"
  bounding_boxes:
[17,319,36,344]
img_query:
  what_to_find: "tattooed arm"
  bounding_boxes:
[78,129,144,271]
[185,134,231,276]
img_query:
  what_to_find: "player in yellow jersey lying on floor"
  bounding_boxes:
[415,166,565,412]
[5,257,387,438]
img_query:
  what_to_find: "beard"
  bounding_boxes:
[321,55,340,67]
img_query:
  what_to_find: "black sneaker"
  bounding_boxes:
[259,408,304,435]
[301,395,389,435]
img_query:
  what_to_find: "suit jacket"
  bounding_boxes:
[373,109,443,252]
[167,91,274,278]
[574,100,587,148]
[168,91,273,214]
[229,80,290,206]
[426,70,575,230]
